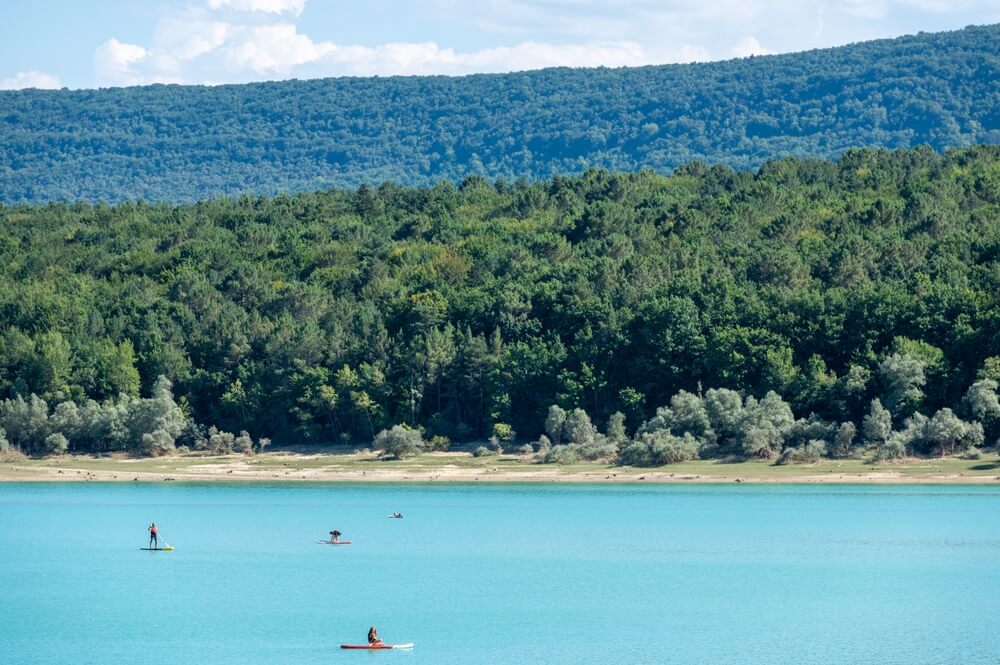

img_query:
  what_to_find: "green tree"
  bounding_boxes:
[605,411,628,449]
[31,331,73,397]
[879,353,926,419]
[93,340,141,399]
[831,422,857,458]
[545,405,567,446]
[863,399,893,451]
[963,379,1000,441]
[926,408,982,457]
[374,425,424,460]
[737,392,793,459]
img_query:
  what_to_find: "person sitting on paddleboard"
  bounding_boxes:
[330,530,341,543]
[148,522,158,549]
[368,626,383,646]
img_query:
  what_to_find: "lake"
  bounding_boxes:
[2,482,999,664]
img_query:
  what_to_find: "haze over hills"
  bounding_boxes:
[1,24,998,204]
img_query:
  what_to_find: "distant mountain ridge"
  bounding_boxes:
[1,24,997,204]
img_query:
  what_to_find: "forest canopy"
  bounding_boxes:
[0,146,998,460]
[0,25,998,204]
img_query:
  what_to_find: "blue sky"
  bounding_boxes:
[2,0,998,89]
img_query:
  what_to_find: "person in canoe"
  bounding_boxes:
[148,522,158,549]
[330,530,342,543]
[368,626,383,646]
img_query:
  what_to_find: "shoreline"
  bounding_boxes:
[2,451,999,484]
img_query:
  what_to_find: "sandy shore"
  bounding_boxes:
[1,451,999,484]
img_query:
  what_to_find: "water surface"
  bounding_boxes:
[2,483,998,664]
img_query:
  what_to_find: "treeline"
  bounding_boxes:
[527,373,997,466]
[371,374,998,466]
[0,376,268,457]
[1,25,998,203]
[0,146,999,457]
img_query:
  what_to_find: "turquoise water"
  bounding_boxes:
[2,483,999,664]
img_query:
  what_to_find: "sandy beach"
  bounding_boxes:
[2,450,998,484]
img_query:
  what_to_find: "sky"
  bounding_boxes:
[1,0,998,90]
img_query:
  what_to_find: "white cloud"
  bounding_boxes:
[154,16,229,61]
[80,0,1000,87]
[90,4,708,87]
[730,36,772,58]
[0,70,61,90]
[94,38,149,86]
[207,0,306,15]
[84,0,776,87]
[220,23,335,74]
[304,40,659,78]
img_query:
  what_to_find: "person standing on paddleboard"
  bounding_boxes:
[368,627,383,646]
[148,522,158,549]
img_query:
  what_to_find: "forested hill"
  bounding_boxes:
[1,146,999,459]
[2,25,999,204]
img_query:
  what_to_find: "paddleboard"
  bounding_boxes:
[140,546,175,551]
[340,643,413,650]
[316,540,352,545]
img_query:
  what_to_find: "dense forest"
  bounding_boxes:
[1,25,998,204]
[0,146,998,462]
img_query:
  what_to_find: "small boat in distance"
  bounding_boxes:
[388,512,403,519]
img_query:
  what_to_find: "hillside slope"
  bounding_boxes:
[1,25,998,203]
[0,146,998,448]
